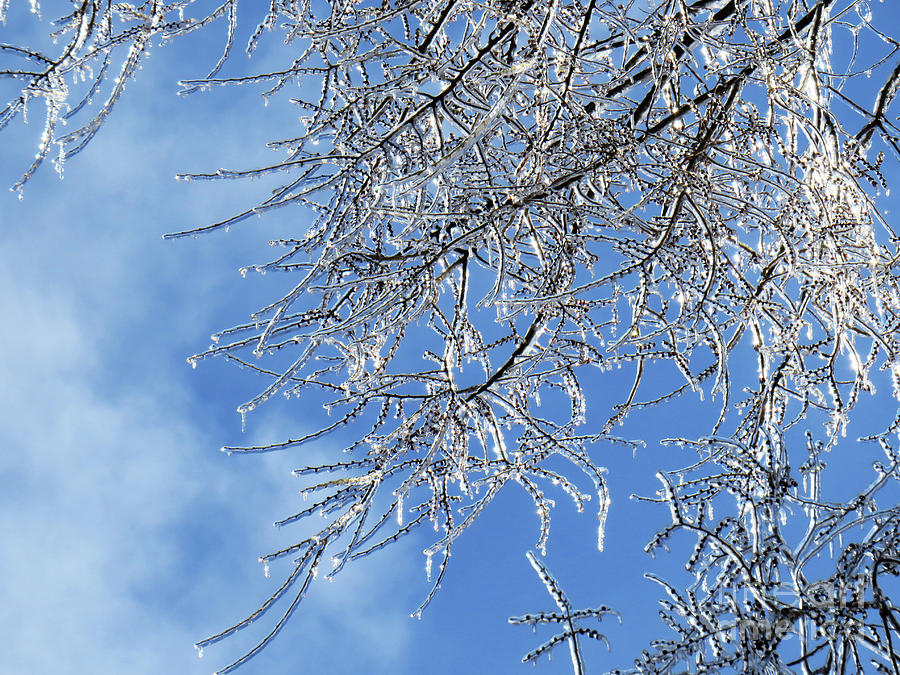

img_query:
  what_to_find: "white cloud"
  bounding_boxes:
[0,216,418,674]
[0,88,415,673]
[0,270,201,672]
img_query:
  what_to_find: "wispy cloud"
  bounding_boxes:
[0,78,415,671]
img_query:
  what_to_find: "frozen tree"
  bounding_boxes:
[4,0,900,672]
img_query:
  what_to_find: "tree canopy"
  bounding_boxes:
[5,1,900,673]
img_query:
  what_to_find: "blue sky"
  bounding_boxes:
[2,3,899,675]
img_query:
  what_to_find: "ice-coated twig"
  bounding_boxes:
[510,551,618,674]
